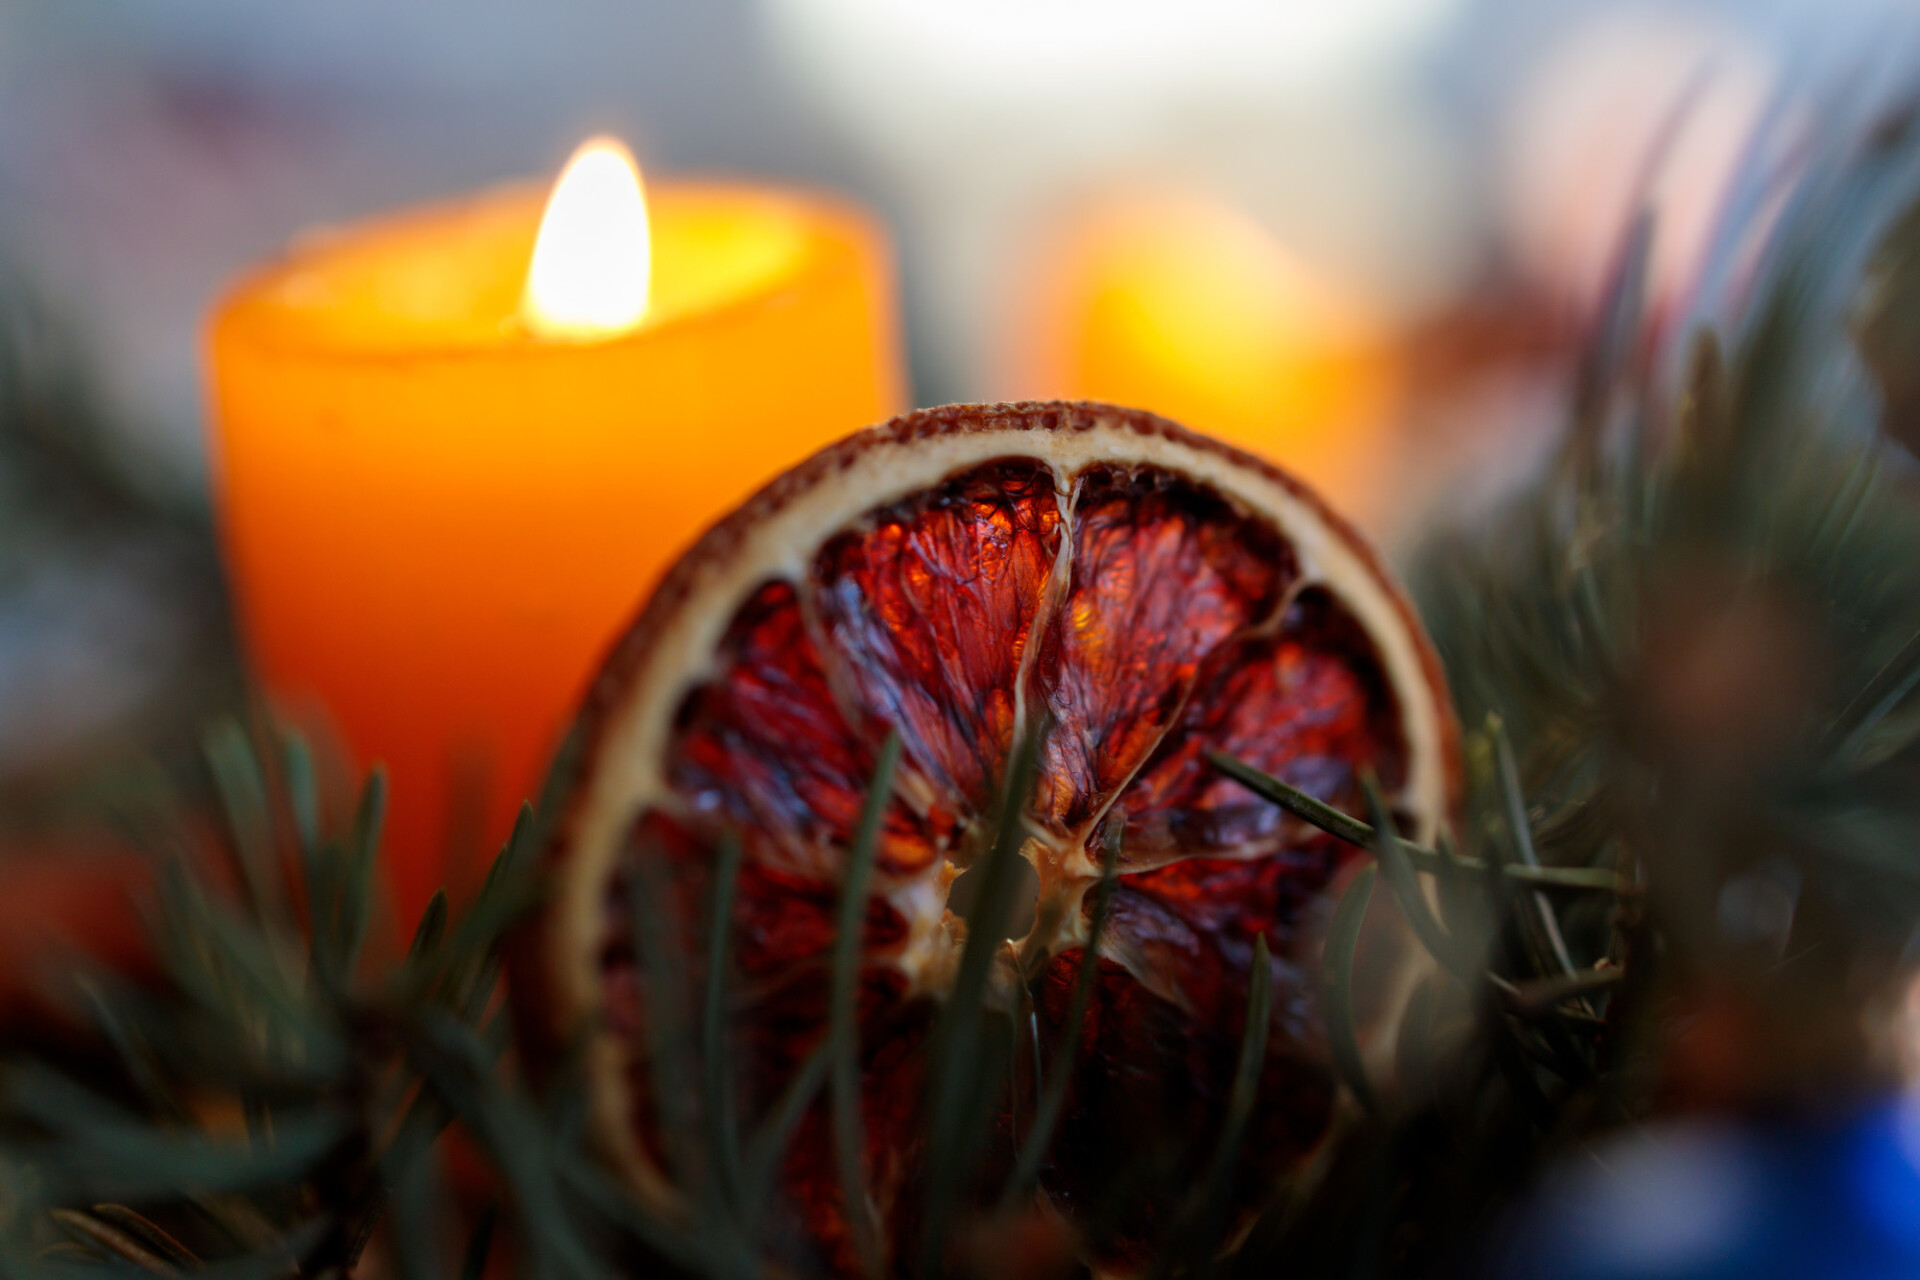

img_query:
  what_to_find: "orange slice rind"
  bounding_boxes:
[513,401,1460,1271]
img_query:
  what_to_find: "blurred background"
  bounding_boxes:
[10,5,1920,1274]
[8,0,1915,486]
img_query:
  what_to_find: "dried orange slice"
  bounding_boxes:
[513,401,1459,1272]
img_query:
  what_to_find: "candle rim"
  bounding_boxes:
[209,178,891,363]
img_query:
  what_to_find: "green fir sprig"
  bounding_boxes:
[1206,101,1920,1279]
[0,718,543,1280]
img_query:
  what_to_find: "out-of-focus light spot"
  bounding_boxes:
[1717,860,1800,954]
[1896,967,1920,1086]
[1565,1126,1762,1272]
[1501,10,1780,316]
[1850,1096,1920,1248]
[765,0,1463,95]
[1493,1122,1772,1277]
[522,136,651,340]
[1001,192,1397,524]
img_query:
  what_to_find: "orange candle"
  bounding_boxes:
[1007,192,1397,526]
[207,139,901,926]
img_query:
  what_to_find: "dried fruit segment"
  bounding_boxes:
[1032,946,1335,1267]
[814,459,1064,835]
[1032,465,1296,841]
[1112,585,1407,865]
[742,967,937,1279]
[518,402,1459,1278]
[608,811,936,1278]
[668,578,940,875]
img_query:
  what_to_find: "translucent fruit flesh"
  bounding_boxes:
[594,453,1413,1273]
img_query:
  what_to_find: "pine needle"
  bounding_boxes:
[701,832,746,1215]
[1323,865,1380,1117]
[831,731,901,1279]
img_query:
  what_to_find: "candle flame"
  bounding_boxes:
[522,137,652,339]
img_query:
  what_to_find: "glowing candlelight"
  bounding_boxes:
[522,137,653,339]
[1008,192,1399,523]
[208,139,901,928]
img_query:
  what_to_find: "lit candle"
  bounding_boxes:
[207,138,901,926]
[1006,192,1398,524]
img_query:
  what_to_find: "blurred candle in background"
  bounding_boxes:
[1006,192,1398,523]
[207,137,900,928]
[766,0,1471,413]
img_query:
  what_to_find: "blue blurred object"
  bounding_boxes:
[1488,1099,1920,1279]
